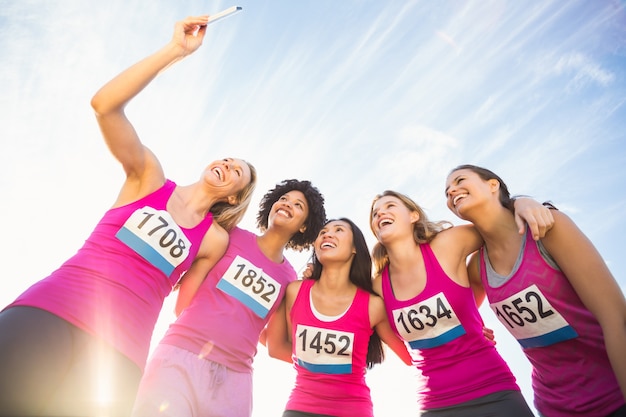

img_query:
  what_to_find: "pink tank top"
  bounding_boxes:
[160,227,297,372]
[8,180,213,368]
[480,230,624,417]
[286,279,374,417]
[381,243,520,409]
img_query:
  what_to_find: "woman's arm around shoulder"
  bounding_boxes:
[433,224,484,259]
[541,209,626,399]
[431,225,483,287]
[265,280,302,363]
[513,197,555,240]
[369,294,412,366]
[174,223,229,315]
[466,251,486,306]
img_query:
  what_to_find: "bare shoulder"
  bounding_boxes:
[368,292,387,325]
[198,222,229,258]
[372,274,383,297]
[211,221,229,237]
[541,209,583,246]
[286,279,304,297]
[432,224,482,256]
[369,292,385,309]
[437,224,478,241]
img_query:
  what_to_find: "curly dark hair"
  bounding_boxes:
[256,179,326,251]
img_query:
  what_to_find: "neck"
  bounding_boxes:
[179,183,224,217]
[469,207,520,251]
[319,259,352,286]
[256,227,294,263]
[316,267,356,297]
[384,236,422,273]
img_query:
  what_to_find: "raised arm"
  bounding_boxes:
[90,16,211,203]
[542,210,626,399]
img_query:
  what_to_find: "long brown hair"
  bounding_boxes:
[310,218,384,368]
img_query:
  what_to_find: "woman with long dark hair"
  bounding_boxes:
[266,218,412,417]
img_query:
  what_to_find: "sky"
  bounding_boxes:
[1,0,625,415]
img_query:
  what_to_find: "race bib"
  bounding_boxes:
[490,284,577,348]
[116,206,191,277]
[392,292,465,349]
[216,255,281,318]
[295,324,354,374]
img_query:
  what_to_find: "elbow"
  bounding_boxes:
[90,90,120,118]
[90,92,105,116]
[267,344,291,363]
[266,345,279,359]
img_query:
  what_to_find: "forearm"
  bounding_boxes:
[265,300,293,363]
[267,340,293,363]
[91,42,184,115]
[604,326,626,400]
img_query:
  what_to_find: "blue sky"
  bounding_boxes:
[1,1,625,415]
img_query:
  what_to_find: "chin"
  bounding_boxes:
[454,207,470,221]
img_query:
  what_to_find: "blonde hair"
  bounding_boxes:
[210,161,257,231]
[369,190,451,276]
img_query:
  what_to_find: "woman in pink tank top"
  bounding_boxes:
[446,164,626,417]
[266,218,412,417]
[369,190,550,416]
[0,16,257,417]
[131,180,328,417]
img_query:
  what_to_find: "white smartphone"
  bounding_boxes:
[207,6,242,25]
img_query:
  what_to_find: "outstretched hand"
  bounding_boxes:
[171,15,210,57]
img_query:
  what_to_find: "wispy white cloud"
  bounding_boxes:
[553,52,615,91]
[2,1,625,416]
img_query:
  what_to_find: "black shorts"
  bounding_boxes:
[283,410,336,417]
[421,390,534,417]
[0,306,141,417]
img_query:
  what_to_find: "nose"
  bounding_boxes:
[446,184,457,198]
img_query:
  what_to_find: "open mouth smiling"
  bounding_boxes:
[453,193,468,207]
